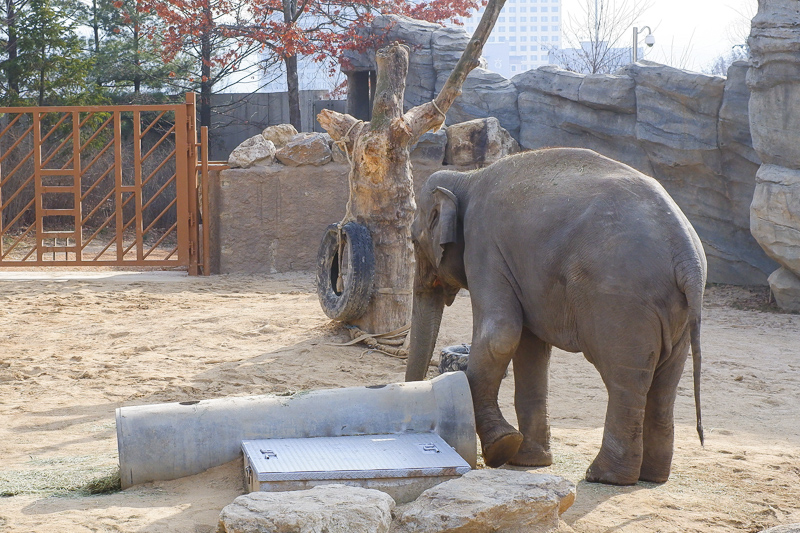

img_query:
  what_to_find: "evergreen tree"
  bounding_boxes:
[1,0,99,104]
[85,0,190,97]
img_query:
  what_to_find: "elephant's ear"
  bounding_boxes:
[431,186,459,268]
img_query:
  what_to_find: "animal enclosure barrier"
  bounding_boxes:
[0,94,223,275]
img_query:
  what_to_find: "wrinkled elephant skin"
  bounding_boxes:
[405,148,707,486]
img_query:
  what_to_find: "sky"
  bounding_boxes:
[559,0,757,72]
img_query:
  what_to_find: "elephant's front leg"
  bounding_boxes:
[508,329,553,467]
[467,299,524,468]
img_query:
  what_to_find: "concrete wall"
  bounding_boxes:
[209,162,445,274]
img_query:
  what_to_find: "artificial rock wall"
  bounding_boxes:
[345,16,778,286]
[747,0,800,310]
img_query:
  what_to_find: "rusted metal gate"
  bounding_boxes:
[0,93,220,275]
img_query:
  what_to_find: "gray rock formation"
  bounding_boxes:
[442,69,520,138]
[512,60,775,285]
[227,135,276,169]
[411,127,448,164]
[275,132,332,167]
[747,0,800,309]
[217,484,395,533]
[445,117,519,167]
[767,268,800,312]
[391,470,575,533]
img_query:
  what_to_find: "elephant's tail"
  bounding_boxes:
[687,284,704,447]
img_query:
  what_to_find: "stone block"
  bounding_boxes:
[391,470,575,533]
[217,484,395,533]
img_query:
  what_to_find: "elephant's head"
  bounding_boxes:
[405,173,466,382]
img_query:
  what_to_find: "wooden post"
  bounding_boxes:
[318,0,506,334]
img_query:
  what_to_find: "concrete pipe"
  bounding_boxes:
[116,371,475,488]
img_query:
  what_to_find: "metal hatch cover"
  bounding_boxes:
[242,432,471,482]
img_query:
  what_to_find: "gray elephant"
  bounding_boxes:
[405,148,706,486]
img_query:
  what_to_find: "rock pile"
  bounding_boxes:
[216,471,576,533]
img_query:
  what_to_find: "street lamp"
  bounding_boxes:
[632,26,655,63]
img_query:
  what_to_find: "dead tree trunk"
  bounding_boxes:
[318,0,505,334]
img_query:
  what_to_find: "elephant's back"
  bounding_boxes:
[473,148,656,201]
[469,148,696,296]
[469,148,684,240]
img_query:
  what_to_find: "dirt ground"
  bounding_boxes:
[0,271,799,533]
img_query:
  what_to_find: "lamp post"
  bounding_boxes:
[632,26,654,62]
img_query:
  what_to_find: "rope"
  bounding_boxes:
[334,120,362,171]
[327,325,416,361]
[431,100,447,131]
[332,120,362,231]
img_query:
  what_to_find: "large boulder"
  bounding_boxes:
[768,268,800,312]
[275,132,332,167]
[750,165,800,275]
[391,470,575,533]
[445,117,519,167]
[217,484,395,533]
[411,127,448,164]
[262,124,298,148]
[228,135,276,169]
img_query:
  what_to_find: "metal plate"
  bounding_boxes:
[242,433,471,482]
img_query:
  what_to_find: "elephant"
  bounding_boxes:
[405,147,706,486]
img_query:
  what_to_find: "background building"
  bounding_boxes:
[461,0,562,77]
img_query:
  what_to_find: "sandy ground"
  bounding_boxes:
[0,271,799,532]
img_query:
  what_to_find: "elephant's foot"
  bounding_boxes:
[480,423,523,468]
[638,454,672,483]
[585,454,639,486]
[508,442,552,467]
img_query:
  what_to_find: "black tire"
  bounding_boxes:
[316,222,375,322]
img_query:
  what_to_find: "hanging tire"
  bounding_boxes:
[316,222,375,322]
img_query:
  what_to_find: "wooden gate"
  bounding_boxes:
[0,94,219,275]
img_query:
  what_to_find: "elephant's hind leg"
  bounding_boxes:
[508,329,553,467]
[639,327,691,483]
[583,323,660,485]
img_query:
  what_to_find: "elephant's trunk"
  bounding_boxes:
[405,285,446,382]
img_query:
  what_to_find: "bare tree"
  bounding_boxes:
[703,0,755,75]
[550,0,653,74]
[317,0,505,334]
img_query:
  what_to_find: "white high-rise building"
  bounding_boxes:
[461,0,562,78]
